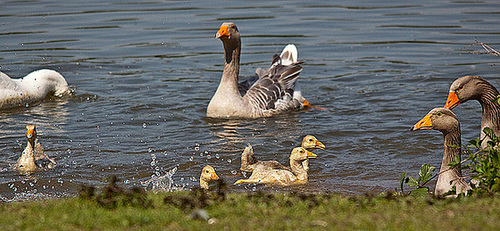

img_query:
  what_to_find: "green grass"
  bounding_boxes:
[1,190,500,230]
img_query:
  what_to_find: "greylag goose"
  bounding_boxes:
[411,108,471,196]
[234,147,317,186]
[200,165,220,190]
[207,22,308,118]
[15,124,57,174]
[0,69,70,109]
[240,135,325,173]
[444,75,500,148]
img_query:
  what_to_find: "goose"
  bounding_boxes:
[411,108,471,196]
[15,124,56,175]
[0,69,70,109]
[207,22,309,118]
[240,135,325,173]
[444,75,500,148]
[234,147,317,186]
[200,165,220,190]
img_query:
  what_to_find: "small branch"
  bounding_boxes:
[464,38,500,56]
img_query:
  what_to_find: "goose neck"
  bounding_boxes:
[290,159,308,181]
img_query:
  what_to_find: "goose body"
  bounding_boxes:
[0,69,70,109]
[412,108,471,196]
[15,124,56,175]
[207,22,308,118]
[235,147,317,186]
[444,75,500,148]
[240,135,325,173]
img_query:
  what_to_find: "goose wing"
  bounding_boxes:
[243,55,303,113]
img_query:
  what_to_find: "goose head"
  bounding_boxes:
[444,75,485,109]
[215,22,241,52]
[302,135,325,150]
[290,147,317,162]
[200,165,220,189]
[411,108,459,134]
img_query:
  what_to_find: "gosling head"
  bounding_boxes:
[200,165,220,190]
[302,135,325,150]
[25,124,37,143]
[290,147,317,162]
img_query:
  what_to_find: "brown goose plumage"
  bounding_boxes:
[207,22,308,118]
[444,75,500,148]
[412,108,471,196]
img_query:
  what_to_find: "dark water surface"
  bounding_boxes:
[1,0,500,200]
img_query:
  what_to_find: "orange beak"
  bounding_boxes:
[26,128,34,139]
[411,114,432,131]
[215,25,229,39]
[444,91,460,109]
[211,172,220,180]
[315,141,325,150]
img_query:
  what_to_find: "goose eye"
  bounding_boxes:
[436,112,442,116]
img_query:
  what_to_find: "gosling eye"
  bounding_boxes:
[309,139,313,142]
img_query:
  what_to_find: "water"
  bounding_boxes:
[1,0,500,200]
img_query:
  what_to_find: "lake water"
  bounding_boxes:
[1,0,499,200]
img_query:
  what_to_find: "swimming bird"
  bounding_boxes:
[0,69,70,109]
[411,108,471,196]
[207,22,308,118]
[235,147,317,186]
[15,124,57,175]
[200,165,220,190]
[240,135,325,173]
[444,75,500,148]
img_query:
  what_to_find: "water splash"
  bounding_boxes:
[141,153,179,192]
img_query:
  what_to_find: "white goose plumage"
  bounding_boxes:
[0,69,70,109]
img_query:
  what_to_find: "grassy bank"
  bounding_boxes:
[1,188,499,230]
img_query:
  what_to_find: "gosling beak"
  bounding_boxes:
[211,172,220,180]
[306,150,317,159]
[26,128,34,139]
[411,114,432,131]
[215,25,230,39]
[315,141,325,150]
[444,91,460,109]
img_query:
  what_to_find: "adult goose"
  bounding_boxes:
[234,147,317,186]
[240,135,325,173]
[0,69,70,109]
[444,75,500,148]
[411,108,471,196]
[15,124,57,175]
[207,22,308,118]
[200,165,220,190]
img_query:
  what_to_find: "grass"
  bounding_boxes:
[1,187,500,230]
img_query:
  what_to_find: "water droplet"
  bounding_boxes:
[231,170,237,175]
[227,159,232,163]
[143,123,147,128]
[189,156,194,161]
[207,155,212,160]
[215,154,220,159]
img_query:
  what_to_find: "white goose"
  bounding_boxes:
[0,69,70,109]
[207,22,309,118]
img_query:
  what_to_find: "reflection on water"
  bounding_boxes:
[1,0,500,201]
